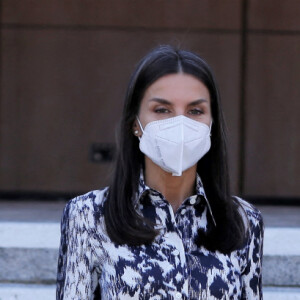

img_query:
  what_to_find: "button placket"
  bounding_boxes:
[142,187,192,299]
[167,203,177,226]
[163,235,187,300]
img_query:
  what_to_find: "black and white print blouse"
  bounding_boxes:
[56,174,264,299]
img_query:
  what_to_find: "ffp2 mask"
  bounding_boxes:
[137,115,211,176]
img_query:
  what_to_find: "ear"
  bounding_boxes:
[132,120,139,132]
[133,120,138,129]
[132,120,140,137]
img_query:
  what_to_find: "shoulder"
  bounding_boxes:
[234,196,262,221]
[62,187,109,222]
[233,196,264,240]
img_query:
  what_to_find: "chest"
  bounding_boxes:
[98,233,243,299]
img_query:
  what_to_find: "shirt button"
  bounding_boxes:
[181,208,186,215]
[175,292,182,299]
[173,249,180,256]
[190,198,196,205]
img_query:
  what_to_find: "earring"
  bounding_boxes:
[134,130,139,136]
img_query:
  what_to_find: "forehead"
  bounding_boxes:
[143,73,210,102]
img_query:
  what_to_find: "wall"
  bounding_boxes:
[244,0,300,197]
[0,1,299,200]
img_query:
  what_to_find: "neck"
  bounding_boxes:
[144,157,197,212]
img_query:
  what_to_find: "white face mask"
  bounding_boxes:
[137,115,211,176]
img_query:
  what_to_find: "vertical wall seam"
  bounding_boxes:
[238,0,249,196]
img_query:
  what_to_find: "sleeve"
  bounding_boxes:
[241,209,264,300]
[56,199,100,300]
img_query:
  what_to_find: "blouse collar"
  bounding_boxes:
[137,171,216,226]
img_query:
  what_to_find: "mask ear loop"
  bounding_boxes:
[136,116,144,140]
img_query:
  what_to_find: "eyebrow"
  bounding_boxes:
[148,98,208,105]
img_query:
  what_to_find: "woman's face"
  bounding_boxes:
[135,73,212,133]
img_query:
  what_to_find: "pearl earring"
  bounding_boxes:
[134,130,139,136]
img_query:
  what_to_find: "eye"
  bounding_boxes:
[188,108,204,115]
[154,107,170,114]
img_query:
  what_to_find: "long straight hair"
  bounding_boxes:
[104,45,245,253]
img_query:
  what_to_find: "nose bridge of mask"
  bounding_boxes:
[155,116,186,143]
[137,115,210,144]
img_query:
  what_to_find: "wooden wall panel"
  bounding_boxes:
[2,0,241,30]
[0,28,241,193]
[244,35,300,196]
[248,0,300,31]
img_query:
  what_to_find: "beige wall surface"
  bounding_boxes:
[0,1,299,199]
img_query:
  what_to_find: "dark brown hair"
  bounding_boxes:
[104,45,245,254]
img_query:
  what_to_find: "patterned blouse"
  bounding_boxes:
[56,174,264,299]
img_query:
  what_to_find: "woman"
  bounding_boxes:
[56,45,264,299]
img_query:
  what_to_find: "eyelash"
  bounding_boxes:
[154,108,170,114]
[154,108,204,115]
[188,108,204,115]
